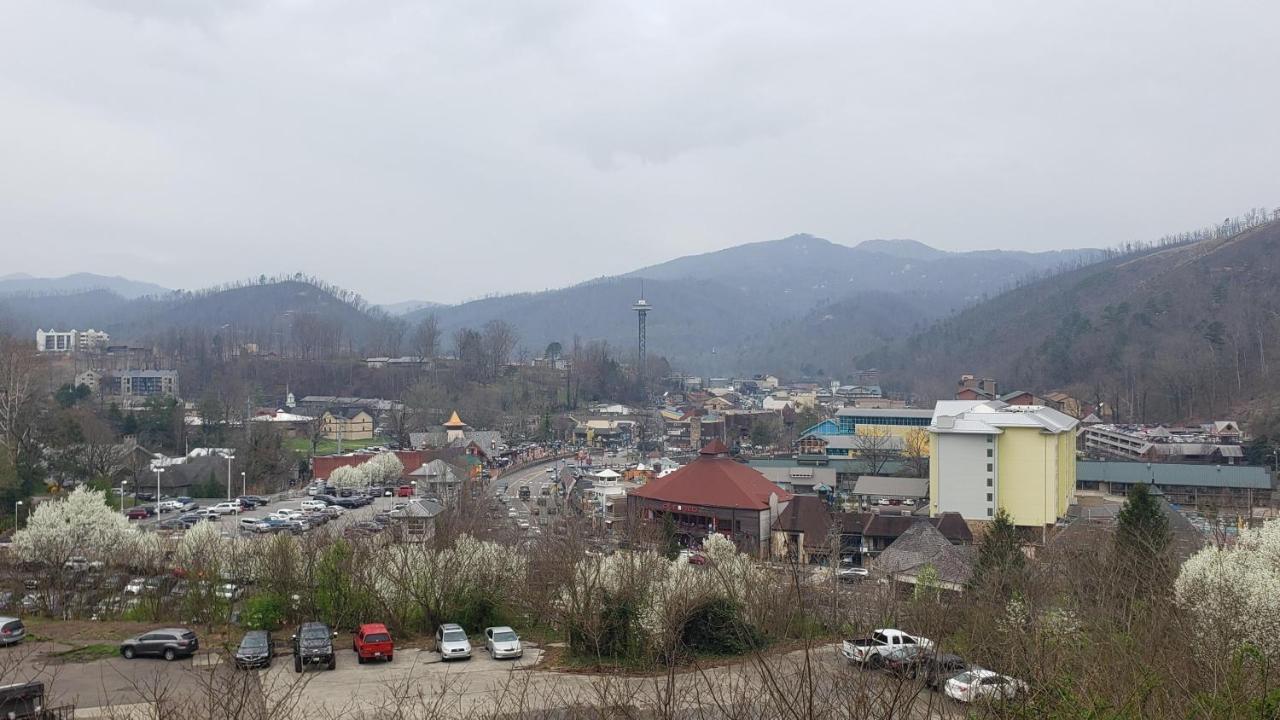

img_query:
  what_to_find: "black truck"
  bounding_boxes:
[292,622,337,672]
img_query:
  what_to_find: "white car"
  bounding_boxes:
[238,517,265,530]
[322,505,346,517]
[272,509,303,520]
[300,499,328,512]
[209,502,241,515]
[944,668,1027,703]
[193,508,221,520]
[124,577,146,595]
[157,500,184,513]
[484,626,523,659]
[837,567,870,582]
[841,629,935,666]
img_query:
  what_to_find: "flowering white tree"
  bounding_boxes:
[328,465,363,489]
[12,486,137,566]
[177,520,228,577]
[365,452,404,485]
[1175,520,1280,659]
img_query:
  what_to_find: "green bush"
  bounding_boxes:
[679,598,763,657]
[242,592,287,630]
[446,589,504,633]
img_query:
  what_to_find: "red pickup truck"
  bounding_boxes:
[353,623,394,663]
[396,485,414,497]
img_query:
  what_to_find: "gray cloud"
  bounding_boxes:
[2,0,1278,303]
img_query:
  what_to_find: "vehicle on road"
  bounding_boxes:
[120,627,198,661]
[484,626,522,659]
[292,622,337,672]
[353,623,394,663]
[436,623,472,661]
[0,617,26,646]
[518,485,531,500]
[945,668,1027,703]
[233,630,274,669]
[841,629,935,667]
[125,506,151,520]
[837,567,869,582]
[209,502,241,515]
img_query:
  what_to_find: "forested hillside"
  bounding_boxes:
[864,211,1280,422]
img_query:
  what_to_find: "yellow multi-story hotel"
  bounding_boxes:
[928,400,1077,527]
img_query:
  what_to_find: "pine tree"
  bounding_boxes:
[967,508,1023,597]
[1115,482,1171,563]
[1112,482,1172,599]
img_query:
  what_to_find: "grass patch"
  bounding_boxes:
[53,643,119,663]
[284,436,389,456]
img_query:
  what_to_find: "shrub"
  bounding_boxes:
[242,592,287,631]
[679,598,763,657]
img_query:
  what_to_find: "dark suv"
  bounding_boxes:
[120,627,199,661]
[291,622,336,672]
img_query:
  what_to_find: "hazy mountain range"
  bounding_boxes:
[0,234,1103,378]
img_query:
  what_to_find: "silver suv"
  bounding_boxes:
[435,623,472,661]
[0,617,25,646]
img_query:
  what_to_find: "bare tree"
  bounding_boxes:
[852,427,896,476]
[412,314,442,360]
[482,320,519,379]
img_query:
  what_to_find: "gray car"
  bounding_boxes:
[120,627,199,661]
[435,623,472,661]
[0,617,25,646]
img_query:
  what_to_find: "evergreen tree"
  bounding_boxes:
[660,513,681,560]
[1112,482,1172,599]
[967,507,1023,597]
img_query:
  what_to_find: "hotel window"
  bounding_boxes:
[986,493,993,502]
[986,478,993,487]
[986,449,993,457]
[987,508,994,517]
[986,435,994,443]
[986,463,993,472]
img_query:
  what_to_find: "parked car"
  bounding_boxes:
[291,622,337,672]
[157,500,184,513]
[435,623,472,661]
[124,577,146,595]
[907,651,969,689]
[483,626,522,660]
[0,617,26,646]
[120,628,199,661]
[239,495,270,507]
[945,668,1027,703]
[397,485,415,497]
[63,556,104,572]
[353,623,394,664]
[134,492,156,502]
[215,583,242,601]
[322,505,347,518]
[271,509,303,520]
[192,509,220,521]
[841,629,935,667]
[209,502,241,515]
[233,630,274,669]
[126,506,151,521]
[837,567,870,582]
[300,499,328,512]
[239,517,266,532]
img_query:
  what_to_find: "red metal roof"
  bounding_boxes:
[629,441,792,510]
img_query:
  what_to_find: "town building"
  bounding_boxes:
[929,400,1078,528]
[795,407,933,460]
[850,475,929,508]
[627,440,792,557]
[871,520,975,591]
[390,498,445,543]
[35,328,110,353]
[954,374,999,401]
[1076,460,1270,508]
[408,459,467,500]
[769,497,971,565]
[1080,422,1245,463]
[97,370,180,406]
[409,411,506,464]
[320,409,374,441]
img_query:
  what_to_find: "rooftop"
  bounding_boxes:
[930,400,1077,435]
[629,440,792,510]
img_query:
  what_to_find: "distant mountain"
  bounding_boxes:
[405,234,1104,375]
[853,238,948,261]
[379,299,444,316]
[862,215,1280,420]
[0,273,170,299]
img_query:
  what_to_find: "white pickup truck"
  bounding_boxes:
[841,629,935,667]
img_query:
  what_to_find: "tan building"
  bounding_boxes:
[321,409,374,440]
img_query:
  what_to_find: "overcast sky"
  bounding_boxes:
[2,1,1278,304]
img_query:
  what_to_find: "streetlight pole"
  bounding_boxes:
[241,471,247,497]
[226,455,235,501]
[155,467,164,507]
[14,500,22,530]
[120,481,128,514]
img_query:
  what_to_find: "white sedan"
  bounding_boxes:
[484,626,523,659]
[945,668,1027,703]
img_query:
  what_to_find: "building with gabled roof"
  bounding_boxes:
[872,520,975,591]
[627,440,792,557]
